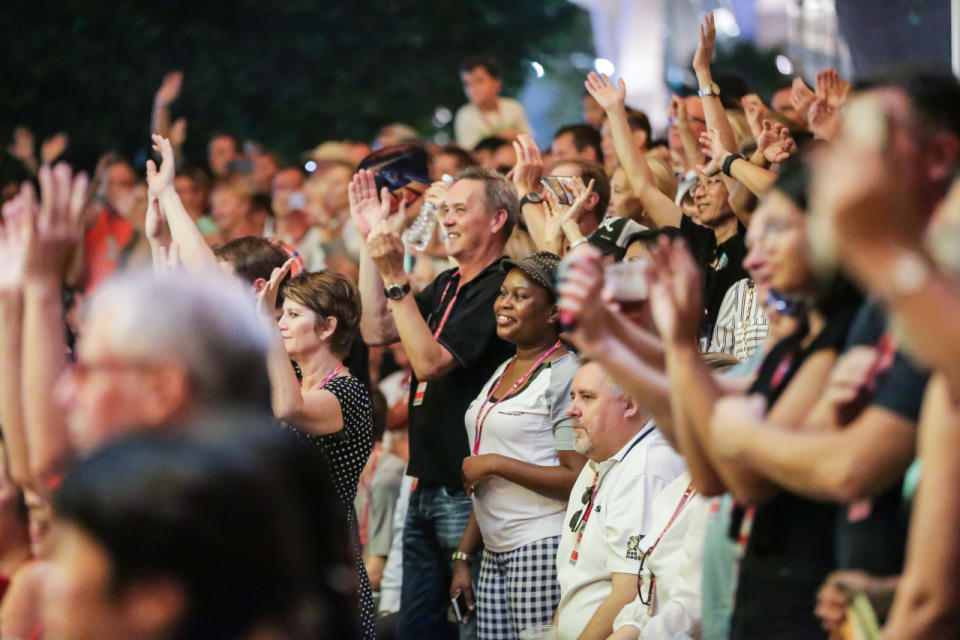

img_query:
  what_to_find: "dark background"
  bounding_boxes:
[0,0,591,178]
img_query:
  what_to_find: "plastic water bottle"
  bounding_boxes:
[402,174,453,252]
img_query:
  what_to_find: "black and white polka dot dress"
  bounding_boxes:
[289,375,375,640]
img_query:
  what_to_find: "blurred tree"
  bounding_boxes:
[0,0,590,179]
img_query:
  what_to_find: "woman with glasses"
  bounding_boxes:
[257,264,375,640]
[450,252,586,640]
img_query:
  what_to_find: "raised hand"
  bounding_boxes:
[790,77,815,124]
[741,94,768,137]
[40,132,68,166]
[7,127,35,164]
[816,68,850,109]
[644,236,703,345]
[584,71,627,113]
[348,169,393,240]
[146,134,176,197]
[557,245,615,348]
[169,117,188,148]
[155,70,183,106]
[510,134,545,194]
[24,163,88,283]
[697,128,728,175]
[692,11,717,73]
[0,184,35,293]
[756,120,797,164]
[807,97,842,142]
[367,220,407,284]
[257,257,295,315]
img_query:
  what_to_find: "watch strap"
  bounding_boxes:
[384,282,412,300]
[451,551,473,563]
[721,153,746,177]
[519,192,543,209]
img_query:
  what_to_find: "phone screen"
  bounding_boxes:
[540,176,579,205]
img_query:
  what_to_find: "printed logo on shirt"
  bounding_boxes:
[626,534,645,560]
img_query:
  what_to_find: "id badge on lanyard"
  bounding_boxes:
[414,271,461,407]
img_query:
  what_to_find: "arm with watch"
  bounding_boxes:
[693,12,741,193]
[366,220,458,382]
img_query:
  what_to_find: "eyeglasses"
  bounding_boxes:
[637,549,656,606]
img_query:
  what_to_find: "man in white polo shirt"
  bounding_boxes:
[554,361,685,640]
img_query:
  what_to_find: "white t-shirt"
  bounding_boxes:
[454,97,532,150]
[612,471,710,639]
[463,353,578,552]
[555,423,685,640]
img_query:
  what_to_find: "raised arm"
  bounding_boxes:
[692,13,739,155]
[511,134,548,249]
[0,189,33,489]
[22,164,87,489]
[147,135,218,272]
[351,170,401,345]
[257,260,346,434]
[585,72,683,228]
[699,127,779,197]
[150,70,182,139]
[6,127,38,176]
[366,218,456,381]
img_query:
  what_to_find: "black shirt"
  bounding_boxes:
[731,302,860,640]
[833,302,929,576]
[406,259,514,488]
[679,215,748,343]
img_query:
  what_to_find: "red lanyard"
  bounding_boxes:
[471,341,562,455]
[315,362,344,390]
[645,483,697,560]
[569,424,655,564]
[431,270,461,339]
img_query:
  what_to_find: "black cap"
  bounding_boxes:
[587,216,648,261]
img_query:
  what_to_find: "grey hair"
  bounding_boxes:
[86,269,271,412]
[453,166,519,240]
[575,355,627,399]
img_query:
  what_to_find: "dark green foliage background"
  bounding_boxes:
[0,0,591,177]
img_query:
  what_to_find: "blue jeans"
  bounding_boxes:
[396,484,478,640]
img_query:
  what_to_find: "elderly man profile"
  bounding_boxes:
[553,361,685,640]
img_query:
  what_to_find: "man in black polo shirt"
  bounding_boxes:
[678,174,747,349]
[353,166,516,639]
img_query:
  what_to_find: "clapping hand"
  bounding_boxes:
[697,128,729,175]
[807,97,842,142]
[645,236,703,346]
[146,134,176,197]
[741,94,768,138]
[757,120,797,164]
[510,134,544,194]
[584,71,626,113]
[348,170,403,240]
[542,177,595,254]
[790,77,815,125]
[816,68,850,109]
[24,163,89,283]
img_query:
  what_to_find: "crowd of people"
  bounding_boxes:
[0,10,958,640]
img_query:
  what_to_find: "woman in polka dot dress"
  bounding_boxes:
[258,262,375,640]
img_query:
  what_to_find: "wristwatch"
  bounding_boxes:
[384,282,411,300]
[451,551,473,563]
[698,81,721,98]
[519,191,543,209]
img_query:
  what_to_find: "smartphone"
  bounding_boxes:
[451,591,471,622]
[540,176,580,205]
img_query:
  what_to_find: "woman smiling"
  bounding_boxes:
[450,252,587,639]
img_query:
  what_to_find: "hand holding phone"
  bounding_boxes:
[450,561,476,624]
